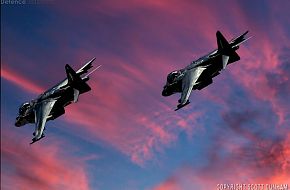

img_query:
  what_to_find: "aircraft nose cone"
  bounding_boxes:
[15,117,22,127]
[162,90,167,96]
[162,88,169,96]
[15,121,21,127]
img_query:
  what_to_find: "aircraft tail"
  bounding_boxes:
[65,64,91,102]
[216,31,240,69]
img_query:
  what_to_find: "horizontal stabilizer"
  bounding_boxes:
[73,88,80,102]
[222,55,229,69]
[216,31,240,69]
[229,51,240,63]
[65,64,91,93]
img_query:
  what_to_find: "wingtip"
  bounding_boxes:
[90,57,96,63]
[242,30,249,37]
[174,101,190,111]
[83,64,102,77]
[30,135,45,144]
[30,139,37,145]
[174,108,180,111]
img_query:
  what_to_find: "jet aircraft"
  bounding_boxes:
[162,31,251,110]
[15,58,101,144]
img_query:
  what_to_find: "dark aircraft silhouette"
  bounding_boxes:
[15,58,101,144]
[162,31,251,111]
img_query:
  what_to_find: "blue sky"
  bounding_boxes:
[1,1,290,189]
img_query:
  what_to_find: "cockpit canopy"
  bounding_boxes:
[167,70,180,84]
[18,102,31,115]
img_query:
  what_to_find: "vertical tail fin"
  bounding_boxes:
[65,64,91,102]
[216,31,240,69]
[217,31,231,51]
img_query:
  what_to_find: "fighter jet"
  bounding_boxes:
[15,58,101,144]
[162,31,251,111]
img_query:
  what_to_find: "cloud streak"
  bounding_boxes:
[1,66,44,94]
[1,0,290,189]
[1,129,91,190]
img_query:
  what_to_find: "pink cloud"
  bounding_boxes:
[152,176,182,190]
[229,35,290,126]
[2,60,198,165]
[1,130,91,190]
[152,132,290,190]
[2,0,289,168]
[1,66,44,94]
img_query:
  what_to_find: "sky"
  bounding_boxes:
[1,0,290,190]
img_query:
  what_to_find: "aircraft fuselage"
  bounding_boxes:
[15,80,86,127]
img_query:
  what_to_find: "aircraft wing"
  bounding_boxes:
[229,31,251,48]
[31,99,57,144]
[76,57,96,75]
[176,67,206,111]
